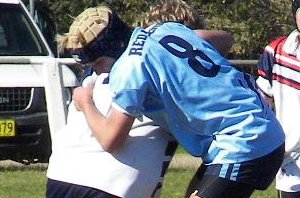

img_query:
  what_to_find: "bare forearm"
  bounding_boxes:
[73,86,134,152]
[81,102,134,152]
[81,101,113,149]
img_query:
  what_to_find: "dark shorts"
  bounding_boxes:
[195,144,285,198]
[46,179,121,198]
[277,190,300,198]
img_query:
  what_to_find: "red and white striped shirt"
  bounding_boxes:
[256,32,300,192]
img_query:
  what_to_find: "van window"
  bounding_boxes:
[0,24,8,48]
[0,3,48,56]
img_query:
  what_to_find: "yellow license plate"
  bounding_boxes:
[0,119,15,137]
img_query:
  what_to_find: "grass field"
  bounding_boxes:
[0,146,277,198]
[0,167,276,198]
[0,169,47,198]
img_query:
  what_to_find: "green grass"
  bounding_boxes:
[0,167,276,198]
[174,145,188,155]
[0,170,47,198]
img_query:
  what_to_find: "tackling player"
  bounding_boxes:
[46,1,234,197]
[71,3,285,198]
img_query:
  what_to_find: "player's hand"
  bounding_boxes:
[72,85,94,111]
[189,190,201,198]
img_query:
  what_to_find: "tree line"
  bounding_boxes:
[25,0,294,59]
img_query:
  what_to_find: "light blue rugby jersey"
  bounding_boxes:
[109,22,285,164]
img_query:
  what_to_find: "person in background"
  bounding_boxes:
[71,2,285,198]
[256,0,300,197]
[46,1,233,197]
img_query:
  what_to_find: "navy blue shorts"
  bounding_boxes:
[195,144,285,198]
[46,179,121,198]
[278,190,300,198]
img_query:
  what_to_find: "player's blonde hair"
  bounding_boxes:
[139,0,206,29]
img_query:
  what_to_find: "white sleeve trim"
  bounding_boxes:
[111,102,143,121]
[256,76,273,97]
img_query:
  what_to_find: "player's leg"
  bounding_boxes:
[192,174,255,198]
[185,162,255,198]
[187,144,284,198]
[185,163,206,198]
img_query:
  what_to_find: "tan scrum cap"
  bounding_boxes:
[57,6,132,64]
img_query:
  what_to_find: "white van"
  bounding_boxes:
[0,0,79,163]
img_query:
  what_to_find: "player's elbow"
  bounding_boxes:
[93,110,133,152]
[101,140,125,153]
[99,134,127,153]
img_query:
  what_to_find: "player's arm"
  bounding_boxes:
[256,42,276,110]
[257,86,275,110]
[195,29,234,57]
[72,85,135,152]
[189,190,200,198]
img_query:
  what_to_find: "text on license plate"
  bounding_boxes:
[0,119,15,137]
